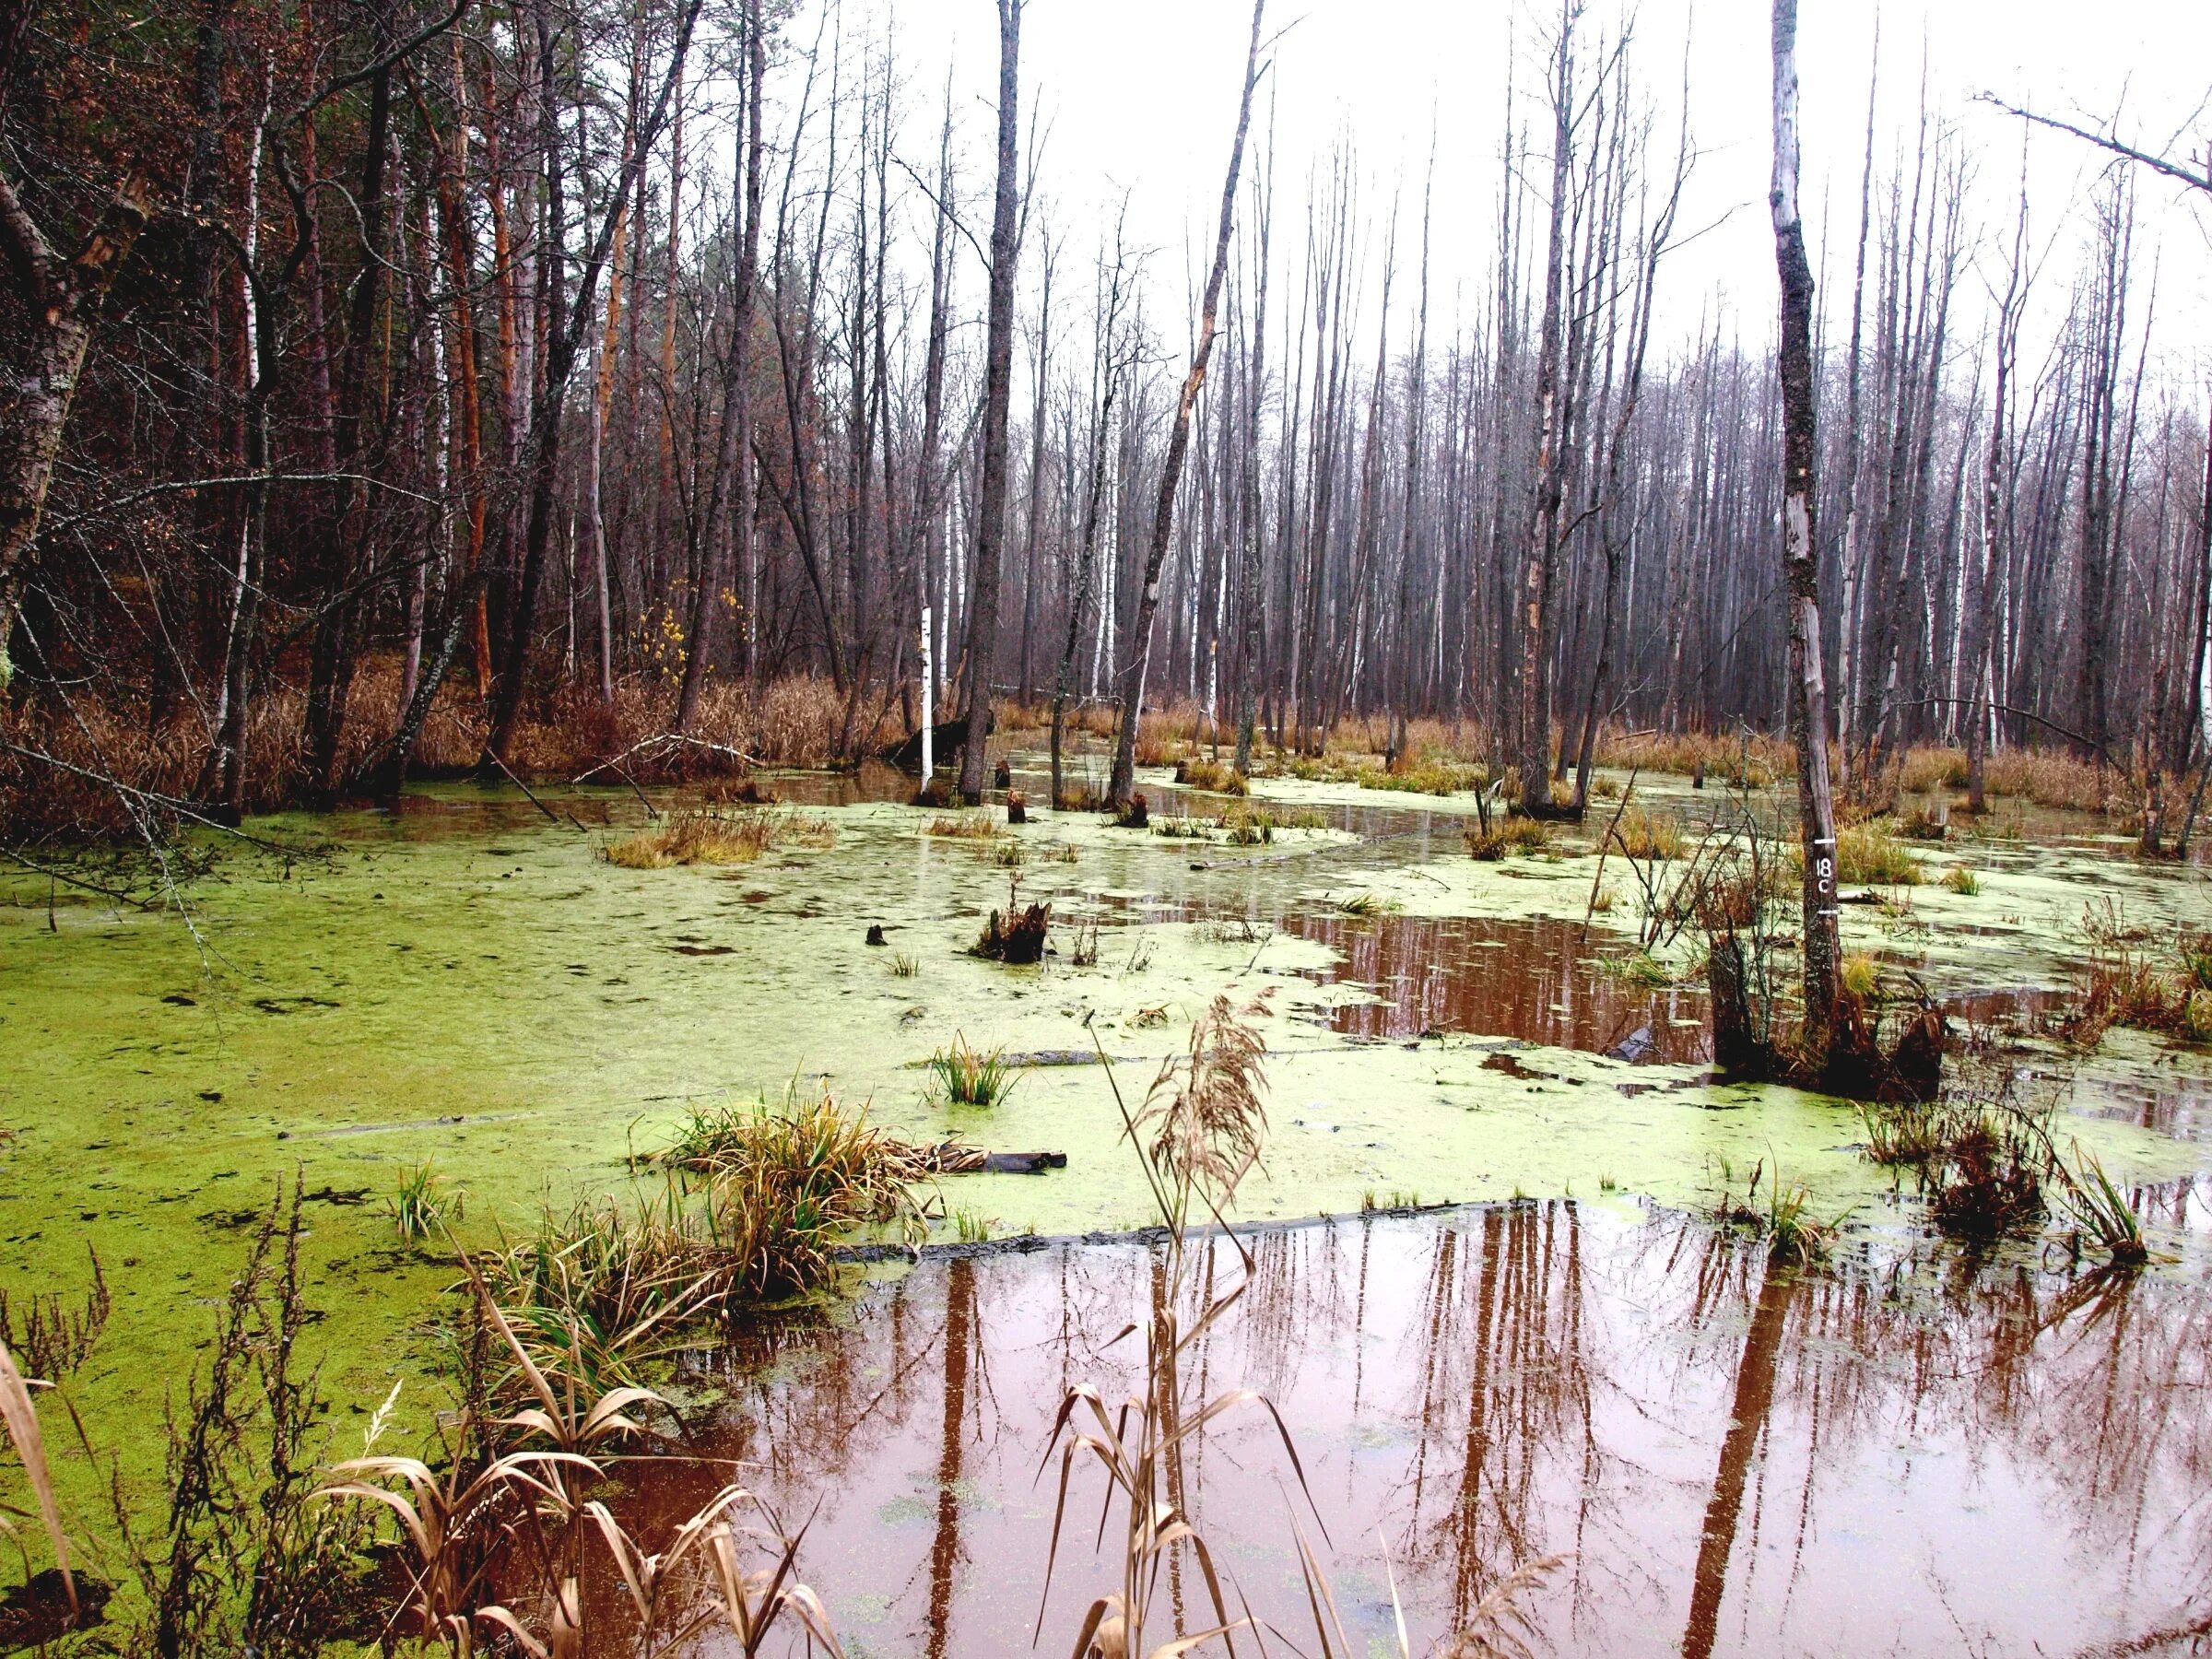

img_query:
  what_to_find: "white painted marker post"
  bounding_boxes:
[920,606,935,783]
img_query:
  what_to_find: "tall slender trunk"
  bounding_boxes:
[1232,127,1274,776]
[1515,2,1574,810]
[676,0,765,733]
[1771,0,1842,1062]
[958,0,1024,804]
[1104,0,1265,807]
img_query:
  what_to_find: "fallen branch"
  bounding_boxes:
[571,733,760,783]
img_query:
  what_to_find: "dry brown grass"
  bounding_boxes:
[924,812,1003,840]
[1595,726,1789,787]
[602,808,834,869]
[0,662,883,838]
[1174,755,1248,794]
[0,1338,76,1624]
[1606,804,1684,860]
[1466,817,1553,860]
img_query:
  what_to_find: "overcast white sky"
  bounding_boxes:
[764,0,2212,382]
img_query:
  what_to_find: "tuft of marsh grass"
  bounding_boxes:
[1597,948,1672,988]
[1174,755,1248,795]
[389,1159,463,1243]
[1764,1175,1832,1267]
[890,951,920,978]
[2055,1142,2155,1265]
[925,812,1002,840]
[1606,804,1684,861]
[1466,816,1552,861]
[1352,758,1477,796]
[512,1086,936,1332]
[1835,823,1924,885]
[1330,889,1400,916]
[925,1033,1020,1107]
[603,808,834,868]
[1841,953,1880,998]
[1941,864,1980,895]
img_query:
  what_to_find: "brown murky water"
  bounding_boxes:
[1281,912,1711,1062]
[612,1206,2212,1657]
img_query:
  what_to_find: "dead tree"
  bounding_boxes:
[1965,162,2030,815]
[1104,0,1267,809]
[677,0,767,734]
[1769,0,1842,1062]
[1514,0,1578,814]
[958,0,1023,804]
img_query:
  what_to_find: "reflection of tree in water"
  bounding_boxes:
[1662,1227,2212,1656]
[1389,1201,1598,1629]
[618,1212,2212,1655]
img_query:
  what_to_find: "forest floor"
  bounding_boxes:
[3,740,2208,1651]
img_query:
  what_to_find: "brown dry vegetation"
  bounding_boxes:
[0,664,880,841]
[6,664,2183,850]
[601,808,835,869]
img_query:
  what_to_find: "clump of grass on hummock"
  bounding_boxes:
[603,808,833,868]
[1175,756,1248,795]
[494,1089,934,1377]
[1606,804,1683,861]
[1835,822,1924,886]
[925,1034,1020,1107]
[925,812,1002,840]
[2055,1142,2153,1265]
[1465,816,1551,861]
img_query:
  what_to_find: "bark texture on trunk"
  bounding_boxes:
[1771,0,1842,1061]
[0,170,148,684]
[959,0,1023,805]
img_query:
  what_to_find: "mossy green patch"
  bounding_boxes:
[3,749,2206,1571]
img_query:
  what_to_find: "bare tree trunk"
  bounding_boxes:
[2171,398,2212,857]
[1514,1,1575,813]
[0,171,148,682]
[677,0,765,734]
[388,0,704,787]
[1231,127,1273,777]
[1966,172,2028,816]
[1104,0,1265,808]
[1018,234,1056,705]
[582,12,647,713]
[1771,0,1842,1064]
[959,0,1024,804]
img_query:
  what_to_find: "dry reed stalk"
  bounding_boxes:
[0,1339,74,1620]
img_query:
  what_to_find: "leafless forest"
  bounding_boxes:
[2,0,2207,829]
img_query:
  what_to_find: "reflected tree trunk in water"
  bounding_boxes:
[1449,1207,1506,1627]
[924,1257,973,1659]
[1682,1261,1797,1659]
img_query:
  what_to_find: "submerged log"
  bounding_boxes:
[909,1142,1065,1175]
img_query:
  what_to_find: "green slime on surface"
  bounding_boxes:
[2,758,2206,1571]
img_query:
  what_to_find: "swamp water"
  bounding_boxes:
[618,1203,2212,1658]
[3,755,2210,1651]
